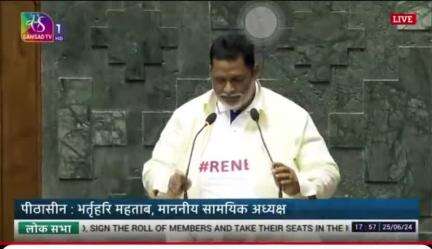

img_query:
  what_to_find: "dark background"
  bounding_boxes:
[40,1,432,240]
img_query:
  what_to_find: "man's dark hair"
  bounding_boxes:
[210,33,255,69]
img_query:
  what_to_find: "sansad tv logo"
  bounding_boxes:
[21,12,63,43]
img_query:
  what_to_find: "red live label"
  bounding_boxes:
[390,13,417,25]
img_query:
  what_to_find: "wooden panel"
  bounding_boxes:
[0,1,41,242]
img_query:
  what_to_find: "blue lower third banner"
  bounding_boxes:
[14,199,419,241]
[15,199,418,220]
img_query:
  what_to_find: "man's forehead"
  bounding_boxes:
[211,56,248,68]
[211,58,251,76]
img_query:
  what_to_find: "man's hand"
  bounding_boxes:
[166,171,191,198]
[272,162,300,196]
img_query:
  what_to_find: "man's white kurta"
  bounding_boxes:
[142,81,340,199]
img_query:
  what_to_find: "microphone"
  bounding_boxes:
[251,108,317,199]
[184,112,217,199]
[250,108,282,198]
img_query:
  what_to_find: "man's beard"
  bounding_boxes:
[220,83,255,111]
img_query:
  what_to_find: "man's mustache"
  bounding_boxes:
[220,93,242,98]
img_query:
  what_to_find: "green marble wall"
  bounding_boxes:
[42,1,432,239]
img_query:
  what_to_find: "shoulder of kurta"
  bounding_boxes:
[170,90,213,125]
[174,90,212,115]
[261,87,310,122]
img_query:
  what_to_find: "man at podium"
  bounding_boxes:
[142,33,340,199]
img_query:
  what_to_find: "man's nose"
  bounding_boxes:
[223,81,235,94]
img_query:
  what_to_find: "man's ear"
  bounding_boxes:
[252,64,261,79]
